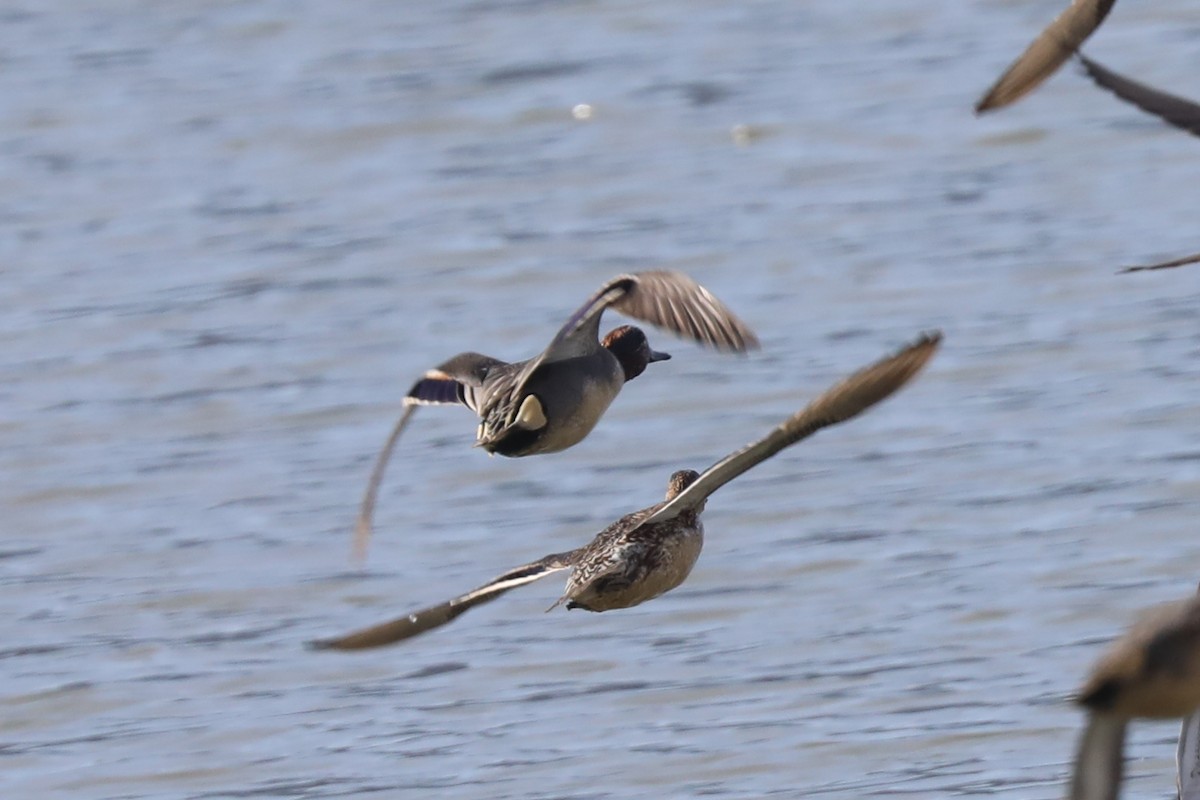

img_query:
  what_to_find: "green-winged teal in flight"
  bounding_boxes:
[355,271,758,555]
[316,331,940,650]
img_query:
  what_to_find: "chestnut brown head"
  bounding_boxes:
[664,468,704,516]
[666,469,700,500]
[601,325,671,381]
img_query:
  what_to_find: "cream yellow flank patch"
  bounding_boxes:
[515,394,547,430]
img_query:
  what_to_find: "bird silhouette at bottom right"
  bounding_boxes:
[1069,585,1200,800]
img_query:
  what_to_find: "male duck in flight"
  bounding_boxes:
[355,270,758,555]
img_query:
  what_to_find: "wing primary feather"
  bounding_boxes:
[310,551,577,650]
[1120,250,1200,274]
[640,332,940,525]
[407,375,467,406]
[975,0,1117,113]
[611,271,759,352]
[1080,54,1200,138]
[353,405,419,561]
[353,355,502,559]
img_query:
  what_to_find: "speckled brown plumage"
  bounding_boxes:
[552,469,705,613]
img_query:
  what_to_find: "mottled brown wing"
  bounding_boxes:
[549,271,759,355]
[975,0,1117,113]
[353,405,418,561]
[1080,55,1200,137]
[613,271,759,352]
[641,331,941,525]
[310,552,576,650]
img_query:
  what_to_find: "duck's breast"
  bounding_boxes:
[575,521,705,612]
[525,351,624,453]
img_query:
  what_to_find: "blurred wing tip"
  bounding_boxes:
[1119,253,1200,274]
[884,330,942,379]
[352,518,372,559]
[899,330,943,359]
[974,74,1027,113]
[306,637,338,651]
[974,94,1001,114]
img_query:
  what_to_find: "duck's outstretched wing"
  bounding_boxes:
[353,353,508,560]
[311,551,578,650]
[548,271,759,358]
[1080,54,1200,137]
[975,0,1116,113]
[640,331,941,525]
[1069,714,1127,800]
[353,405,419,561]
[1120,251,1200,274]
[406,352,510,412]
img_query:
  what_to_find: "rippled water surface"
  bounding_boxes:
[4,2,1200,798]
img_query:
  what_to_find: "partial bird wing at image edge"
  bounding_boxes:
[640,331,941,526]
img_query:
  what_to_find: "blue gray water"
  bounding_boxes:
[3,1,1200,798]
